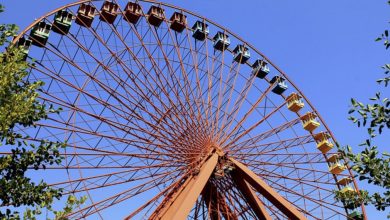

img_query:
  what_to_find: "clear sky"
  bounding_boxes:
[1,0,389,219]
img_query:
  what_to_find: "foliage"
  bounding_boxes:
[335,1,390,217]
[0,4,78,219]
[21,195,87,220]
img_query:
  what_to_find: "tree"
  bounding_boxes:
[0,4,71,219]
[336,1,390,218]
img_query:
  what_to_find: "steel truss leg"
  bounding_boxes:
[151,153,219,220]
[231,171,272,220]
[229,158,307,220]
[202,182,238,220]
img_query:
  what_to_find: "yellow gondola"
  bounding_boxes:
[327,154,346,174]
[286,93,304,112]
[300,112,320,132]
[314,132,334,154]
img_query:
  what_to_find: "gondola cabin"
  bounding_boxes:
[192,21,209,41]
[213,31,230,51]
[16,37,32,59]
[327,154,346,175]
[340,186,355,194]
[270,76,288,95]
[100,1,119,24]
[252,59,270,79]
[147,6,164,27]
[170,12,187,33]
[313,132,333,154]
[52,10,73,35]
[348,210,363,220]
[75,4,96,28]
[300,112,320,132]
[337,177,356,194]
[337,177,352,186]
[29,22,51,47]
[285,92,304,112]
[124,2,142,24]
[233,45,250,64]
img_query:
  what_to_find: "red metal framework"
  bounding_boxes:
[8,0,366,219]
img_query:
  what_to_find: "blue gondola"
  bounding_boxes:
[192,21,209,41]
[233,45,250,64]
[252,59,270,78]
[213,31,230,51]
[29,21,51,47]
[270,76,288,95]
[52,10,73,35]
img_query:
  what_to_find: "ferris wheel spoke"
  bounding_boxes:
[179,26,213,134]
[124,170,192,219]
[141,16,210,137]
[118,12,204,133]
[219,80,278,146]
[217,72,257,144]
[42,15,198,138]
[57,167,183,196]
[30,70,200,153]
[230,134,314,157]
[224,100,291,151]
[251,163,336,189]
[66,168,182,219]
[214,59,243,141]
[256,176,346,218]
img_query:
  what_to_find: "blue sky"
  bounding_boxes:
[1,0,389,219]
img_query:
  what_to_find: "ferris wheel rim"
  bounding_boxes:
[10,0,366,219]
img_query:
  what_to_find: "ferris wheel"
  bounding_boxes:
[11,0,366,219]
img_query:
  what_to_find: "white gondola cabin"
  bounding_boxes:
[52,10,73,34]
[300,112,320,132]
[213,31,230,51]
[313,132,333,154]
[124,2,142,24]
[100,1,119,24]
[286,92,304,112]
[147,6,164,27]
[16,37,32,60]
[29,22,51,47]
[75,3,96,28]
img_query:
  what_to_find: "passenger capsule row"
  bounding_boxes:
[14,1,291,96]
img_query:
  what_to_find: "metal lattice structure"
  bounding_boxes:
[9,0,366,219]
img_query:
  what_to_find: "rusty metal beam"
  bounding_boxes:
[231,171,272,220]
[202,182,238,220]
[152,153,219,220]
[230,158,307,220]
